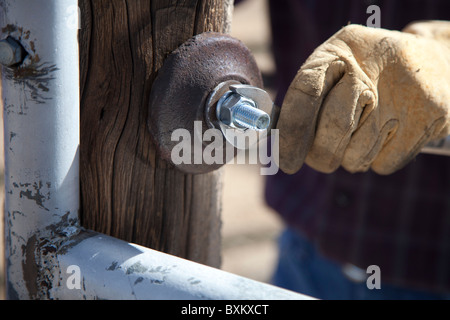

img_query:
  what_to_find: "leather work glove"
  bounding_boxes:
[277,22,450,175]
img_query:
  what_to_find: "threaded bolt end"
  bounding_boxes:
[232,102,271,130]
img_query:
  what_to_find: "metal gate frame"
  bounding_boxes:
[0,0,312,300]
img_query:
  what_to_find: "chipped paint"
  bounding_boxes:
[21,235,38,299]
[1,24,17,34]
[126,261,148,275]
[18,181,51,211]
[188,277,201,285]
[106,261,119,271]
[3,52,58,105]
[5,60,58,104]
[134,277,144,285]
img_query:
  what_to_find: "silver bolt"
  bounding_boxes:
[216,91,271,131]
[0,37,26,67]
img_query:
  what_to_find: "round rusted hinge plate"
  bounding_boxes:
[148,32,263,174]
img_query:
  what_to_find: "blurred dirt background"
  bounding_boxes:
[221,0,284,283]
[0,0,282,299]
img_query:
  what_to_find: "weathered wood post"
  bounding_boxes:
[78,0,234,268]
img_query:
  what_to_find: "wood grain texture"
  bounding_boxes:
[78,0,232,267]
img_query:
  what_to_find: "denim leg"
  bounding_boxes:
[271,228,353,300]
[271,228,450,300]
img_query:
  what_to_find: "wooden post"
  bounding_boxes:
[78,0,233,268]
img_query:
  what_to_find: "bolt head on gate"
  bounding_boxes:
[0,36,26,67]
[148,32,270,174]
[207,82,275,150]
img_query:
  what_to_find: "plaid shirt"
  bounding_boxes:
[264,0,450,292]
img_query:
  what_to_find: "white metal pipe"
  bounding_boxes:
[1,0,80,299]
[53,231,313,300]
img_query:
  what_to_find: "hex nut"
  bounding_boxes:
[0,37,26,67]
[216,91,257,128]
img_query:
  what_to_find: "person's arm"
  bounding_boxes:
[277,22,450,175]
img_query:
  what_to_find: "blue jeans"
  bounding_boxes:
[271,228,450,300]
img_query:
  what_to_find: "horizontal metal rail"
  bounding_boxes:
[52,230,312,300]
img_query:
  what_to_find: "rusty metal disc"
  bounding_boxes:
[148,32,263,174]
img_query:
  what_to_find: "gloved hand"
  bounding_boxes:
[277,23,450,175]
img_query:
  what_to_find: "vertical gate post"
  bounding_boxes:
[78,0,233,268]
[1,0,80,299]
